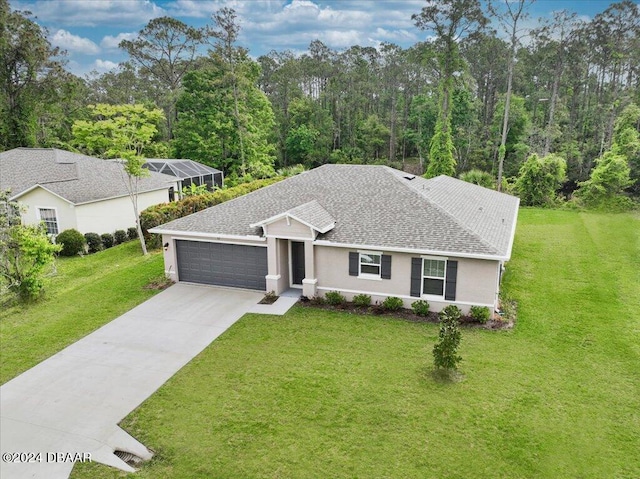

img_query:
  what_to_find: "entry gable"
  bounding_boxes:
[250,200,335,239]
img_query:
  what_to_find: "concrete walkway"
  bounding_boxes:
[0,283,264,479]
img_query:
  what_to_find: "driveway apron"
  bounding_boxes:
[0,283,262,479]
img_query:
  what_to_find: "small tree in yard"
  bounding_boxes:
[0,191,61,302]
[72,104,166,255]
[433,305,463,375]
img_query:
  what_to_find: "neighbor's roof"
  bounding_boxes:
[151,164,520,260]
[0,148,175,204]
[144,159,222,179]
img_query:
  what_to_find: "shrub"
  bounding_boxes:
[459,169,495,189]
[127,227,138,240]
[325,291,346,306]
[114,230,128,245]
[411,299,430,316]
[352,294,371,307]
[101,233,114,249]
[515,153,567,207]
[382,296,403,311]
[309,295,326,305]
[56,229,86,257]
[470,305,491,324]
[575,151,634,210]
[433,305,463,372]
[84,232,102,253]
[442,304,462,321]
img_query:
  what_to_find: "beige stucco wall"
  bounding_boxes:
[17,188,77,232]
[76,189,170,235]
[276,239,290,293]
[314,246,499,313]
[265,217,314,239]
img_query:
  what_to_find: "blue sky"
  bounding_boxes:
[9,0,630,76]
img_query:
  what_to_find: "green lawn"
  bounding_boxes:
[70,209,639,479]
[0,241,165,384]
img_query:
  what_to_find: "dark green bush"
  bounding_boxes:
[441,305,462,321]
[101,233,114,249]
[411,299,430,316]
[84,232,102,253]
[114,230,128,245]
[56,229,86,256]
[382,296,404,311]
[433,305,463,372]
[127,227,138,240]
[470,305,491,324]
[352,294,371,307]
[325,291,346,305]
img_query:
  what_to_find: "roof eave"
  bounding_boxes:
[148,228,266,242]
[313,239,508,261]
[10,184,74,205]
[503,198,521,261]
[74,185,175,206]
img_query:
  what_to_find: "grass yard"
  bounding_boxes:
[0,241,165,384]
[67,210,639,477]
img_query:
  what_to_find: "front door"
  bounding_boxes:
[291,241,305,286]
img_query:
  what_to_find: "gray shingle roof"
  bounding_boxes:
[0,148,175,204]
[252,200,335,233]
[287,200,336,233]
[152,165,520,259]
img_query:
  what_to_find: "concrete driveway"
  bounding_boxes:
[0,283,263,479]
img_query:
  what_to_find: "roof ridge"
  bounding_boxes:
[383,167,499,255]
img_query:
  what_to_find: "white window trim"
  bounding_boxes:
[36,206,59,235]
[358,250,382,280]
[421,257,447,299]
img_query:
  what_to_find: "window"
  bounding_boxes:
[38,208,59,235]
[359,252,381,277]
[422,258,446,296]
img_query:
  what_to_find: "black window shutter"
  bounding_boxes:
[381,255,391,279]
[445,260,458,301]
[410,258,422,297]
[349,252,359,276]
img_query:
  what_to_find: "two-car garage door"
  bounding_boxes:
[175,240,268,291]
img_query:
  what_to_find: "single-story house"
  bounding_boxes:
[143,159,223,199]
[0,148,178,235]
[150,164,520,313]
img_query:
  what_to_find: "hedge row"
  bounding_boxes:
[140,177,283,247]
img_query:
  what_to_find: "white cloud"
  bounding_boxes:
[13,0,166,27]
[101,32,137,50]
[92,59,119,71]
[51,29,100,54]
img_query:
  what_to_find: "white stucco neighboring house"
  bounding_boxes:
[150,164,520,314]
[0,148,178,235]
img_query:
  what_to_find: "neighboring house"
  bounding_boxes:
[151,165,519,313]
[0,148,177,235]
[143,159,223,199]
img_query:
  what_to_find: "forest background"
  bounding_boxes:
[1,0,639,203]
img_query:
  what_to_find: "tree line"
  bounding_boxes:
[1,0,639,200]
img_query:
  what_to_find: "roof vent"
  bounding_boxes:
[403,175,416,180]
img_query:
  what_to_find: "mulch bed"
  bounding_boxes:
[298,297,514,330]
[143,278,175,291]
[259,293,279,305]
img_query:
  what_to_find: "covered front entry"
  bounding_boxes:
[175,240,267,290]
